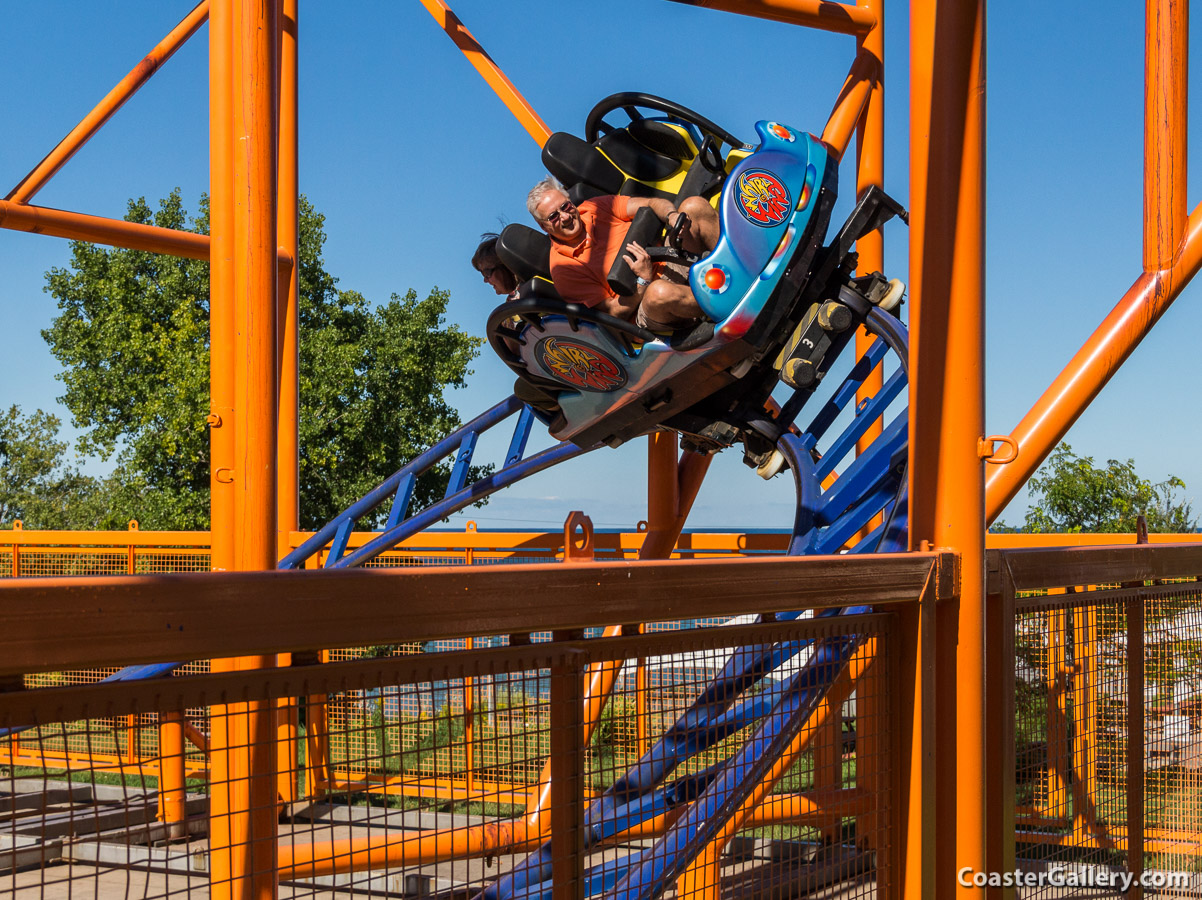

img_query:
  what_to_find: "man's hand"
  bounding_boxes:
[622,241,654,283]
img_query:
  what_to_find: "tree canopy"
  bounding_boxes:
[1001,442,1197,534]
[40,191,482,531]
[0,406,110,530]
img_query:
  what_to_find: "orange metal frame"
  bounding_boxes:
[2,0,1197,897]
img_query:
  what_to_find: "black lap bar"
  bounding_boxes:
[607,206,662,297]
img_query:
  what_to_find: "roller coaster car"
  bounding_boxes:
[486,93,907,468]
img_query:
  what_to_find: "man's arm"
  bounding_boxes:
[623,196,677,223]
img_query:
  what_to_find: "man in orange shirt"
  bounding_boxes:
[526,177,719,332]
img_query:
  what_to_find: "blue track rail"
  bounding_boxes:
[481,308,910,900]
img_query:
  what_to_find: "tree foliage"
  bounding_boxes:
[42,191,482,530]
[1014,443,1196,533]
[0,406,113,529]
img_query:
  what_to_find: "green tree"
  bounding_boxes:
[1017,442,1196,533]
[0,405,113,529]
[42,191,482,531]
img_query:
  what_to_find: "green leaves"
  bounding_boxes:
[0,406,117,529]
[41,192,482,531]
[1018,443,1196,534]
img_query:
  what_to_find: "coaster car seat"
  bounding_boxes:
[487,93,907,468]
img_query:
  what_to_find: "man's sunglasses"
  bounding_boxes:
[545,200,574,226]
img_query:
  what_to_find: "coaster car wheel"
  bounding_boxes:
[584,92,750,152]
[486,296,656,375]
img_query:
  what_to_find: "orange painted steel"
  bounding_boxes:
[666,0,877,36]
[854,0,886,461]
[985,0,1194,524]
[276,0,300,563]
[418,0,552,147]
[6,1,210,205]
[1144,0,1188,271]
[0,198,210,259]
[158,710,189,840]
[207,0,281,894]
[821,47,878,163]
[678,638,875,899]
[274,0,302,810]
[908,2,986,898]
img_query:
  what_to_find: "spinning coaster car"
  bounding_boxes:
[487,93,907,473]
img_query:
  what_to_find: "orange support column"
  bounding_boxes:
[208,0,280,896]
[854,4,886,457]
[158,710,188,840]
[985,0,1189,522]
[275,0,301,810]
[907,2,986,898]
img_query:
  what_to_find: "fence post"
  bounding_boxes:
[1126,587,1146,898]
[158,710,188,839]
[983,550,1015,885]
[549,630,585,900]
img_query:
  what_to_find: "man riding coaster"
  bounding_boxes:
[526,176,720,333]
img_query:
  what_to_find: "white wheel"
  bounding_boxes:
[756,449,786,480]
[878,278,905,312]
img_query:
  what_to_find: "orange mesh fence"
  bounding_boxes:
[0,611,898,898]
[1004,548,1202,897]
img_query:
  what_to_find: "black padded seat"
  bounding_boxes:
[498,224,554,283]
[516,275,562,303]
[595,130,683,184]
[626,119,695,160]
[542,132,624,196]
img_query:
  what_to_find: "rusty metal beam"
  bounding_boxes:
[0,552,950,676]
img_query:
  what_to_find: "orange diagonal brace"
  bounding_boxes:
[984,201,1202,523]
[664,0,876,36]
[821,45,879,162]
[6,1,209,205]
[417,0,551,148]
[0,199,210,259]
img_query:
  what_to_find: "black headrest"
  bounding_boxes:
[498,224,554,283]
[542,132,625,196]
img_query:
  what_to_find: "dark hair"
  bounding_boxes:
[471,233,518,292]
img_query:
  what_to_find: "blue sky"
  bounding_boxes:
[1,1,1199,532]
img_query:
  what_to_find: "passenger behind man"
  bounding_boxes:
[471,232,520,300]
[470,233,560,414]
[526,177,719,333]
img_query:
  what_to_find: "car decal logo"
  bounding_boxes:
[536,337,627,392]
[736,169,792,227]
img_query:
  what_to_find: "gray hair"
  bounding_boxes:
[526,175,566,220]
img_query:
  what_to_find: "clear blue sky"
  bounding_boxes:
[2,1,1199,531]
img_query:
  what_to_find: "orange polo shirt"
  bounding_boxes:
[548,195,633,308]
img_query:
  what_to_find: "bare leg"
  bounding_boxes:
[676,196,720,255]
[637,280,704,330]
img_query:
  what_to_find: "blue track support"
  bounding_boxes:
[280,395,598,570]
[483,310,911,900]
[75,397,595,714]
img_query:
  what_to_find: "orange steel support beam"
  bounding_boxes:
[157,711,188,840]
[277,0,299,560]
[908,2,985,898]
[1145,0,1188,271]
[417,0,551,147]
[985,0,1190,522]
[665,0,876,36]
[274,0,301,809]
[208,0,279,896]
[854,3,886,459]
[821,47,879,162]
[0,199,209,259]
[6,1,209,204]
